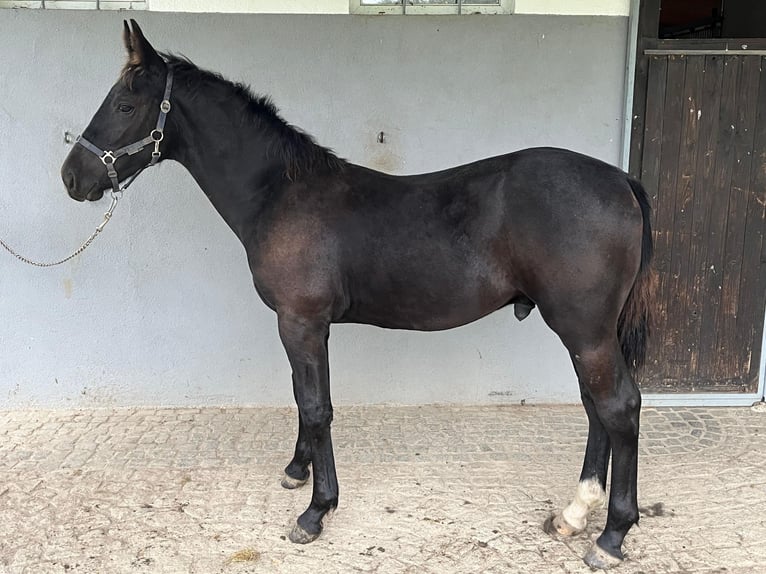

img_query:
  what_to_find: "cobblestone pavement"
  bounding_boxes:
[0,404,764,574]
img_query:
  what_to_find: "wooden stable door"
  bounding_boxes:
[638,51,766,393]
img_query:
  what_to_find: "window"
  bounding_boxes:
[351,0,513,15]
[0,1,145,8]
[0,0,513,13]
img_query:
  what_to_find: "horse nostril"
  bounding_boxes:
[63,170,76,192]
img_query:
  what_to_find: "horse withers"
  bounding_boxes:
[61,21,654,569]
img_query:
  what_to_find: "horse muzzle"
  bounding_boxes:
[62,165,105,202]
[85,188,105,202]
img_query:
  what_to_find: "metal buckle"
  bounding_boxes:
[100,151,116,165]
[150,129,164,143]
[152,139,162,163]
[160,100,171,113]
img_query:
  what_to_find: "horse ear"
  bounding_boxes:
[123,20,131,54]
[123,19,163,70]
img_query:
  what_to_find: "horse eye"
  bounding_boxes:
[118,103,135,114]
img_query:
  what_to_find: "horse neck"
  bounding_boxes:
[166,89,285,244]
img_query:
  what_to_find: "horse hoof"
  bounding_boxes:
[583,542,623,570]
[543,513,584,538]
[289,522,321,544]
[281,473,309,490]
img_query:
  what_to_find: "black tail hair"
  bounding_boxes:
[618,178,656,373]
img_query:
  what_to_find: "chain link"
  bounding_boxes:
[0,192,121,268]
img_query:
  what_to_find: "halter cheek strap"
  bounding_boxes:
[76,67,174,197]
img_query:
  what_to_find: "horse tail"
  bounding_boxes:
[618,177,656,374]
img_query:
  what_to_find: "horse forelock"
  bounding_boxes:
[119,60,145,91]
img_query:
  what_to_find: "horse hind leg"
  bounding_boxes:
[582,349,640,569]
[545,375,610,537]
[549,338,640,569]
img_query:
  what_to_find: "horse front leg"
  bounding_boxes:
[278,313,338,543]
[282,411,311,489]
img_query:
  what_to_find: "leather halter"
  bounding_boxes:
[76,67,174,196]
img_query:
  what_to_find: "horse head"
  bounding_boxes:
[61,20,171,202]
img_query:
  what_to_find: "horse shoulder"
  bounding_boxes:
[248,190,345,318]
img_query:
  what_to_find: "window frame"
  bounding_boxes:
[0,0,145,9]
[350,0,514,16]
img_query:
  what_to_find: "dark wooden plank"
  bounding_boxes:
[637,54,666,387]
[735,55,766,392]
[642,55,685,388]
[636,378,748,393]
[640,56,667,199]
[716,56,760,387]
[629,0,662,178]
[684,54,724,379]
[715,59,757,387]
[667,55,704,379]
[628,0,664,387]
[697,54,740,380]
[630,49,651,179]
[654,55,687,285]
[639,0,661,39]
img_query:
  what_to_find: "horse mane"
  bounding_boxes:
[121,55,346,180]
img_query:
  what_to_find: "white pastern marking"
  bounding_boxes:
[561,478,607,531]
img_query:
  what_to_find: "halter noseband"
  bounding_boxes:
[76,67,174,197]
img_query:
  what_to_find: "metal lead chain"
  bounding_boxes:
[0,191,121,268]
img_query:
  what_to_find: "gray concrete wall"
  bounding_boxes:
[0,9,628,408]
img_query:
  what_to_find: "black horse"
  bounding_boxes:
[61,21,654,570]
